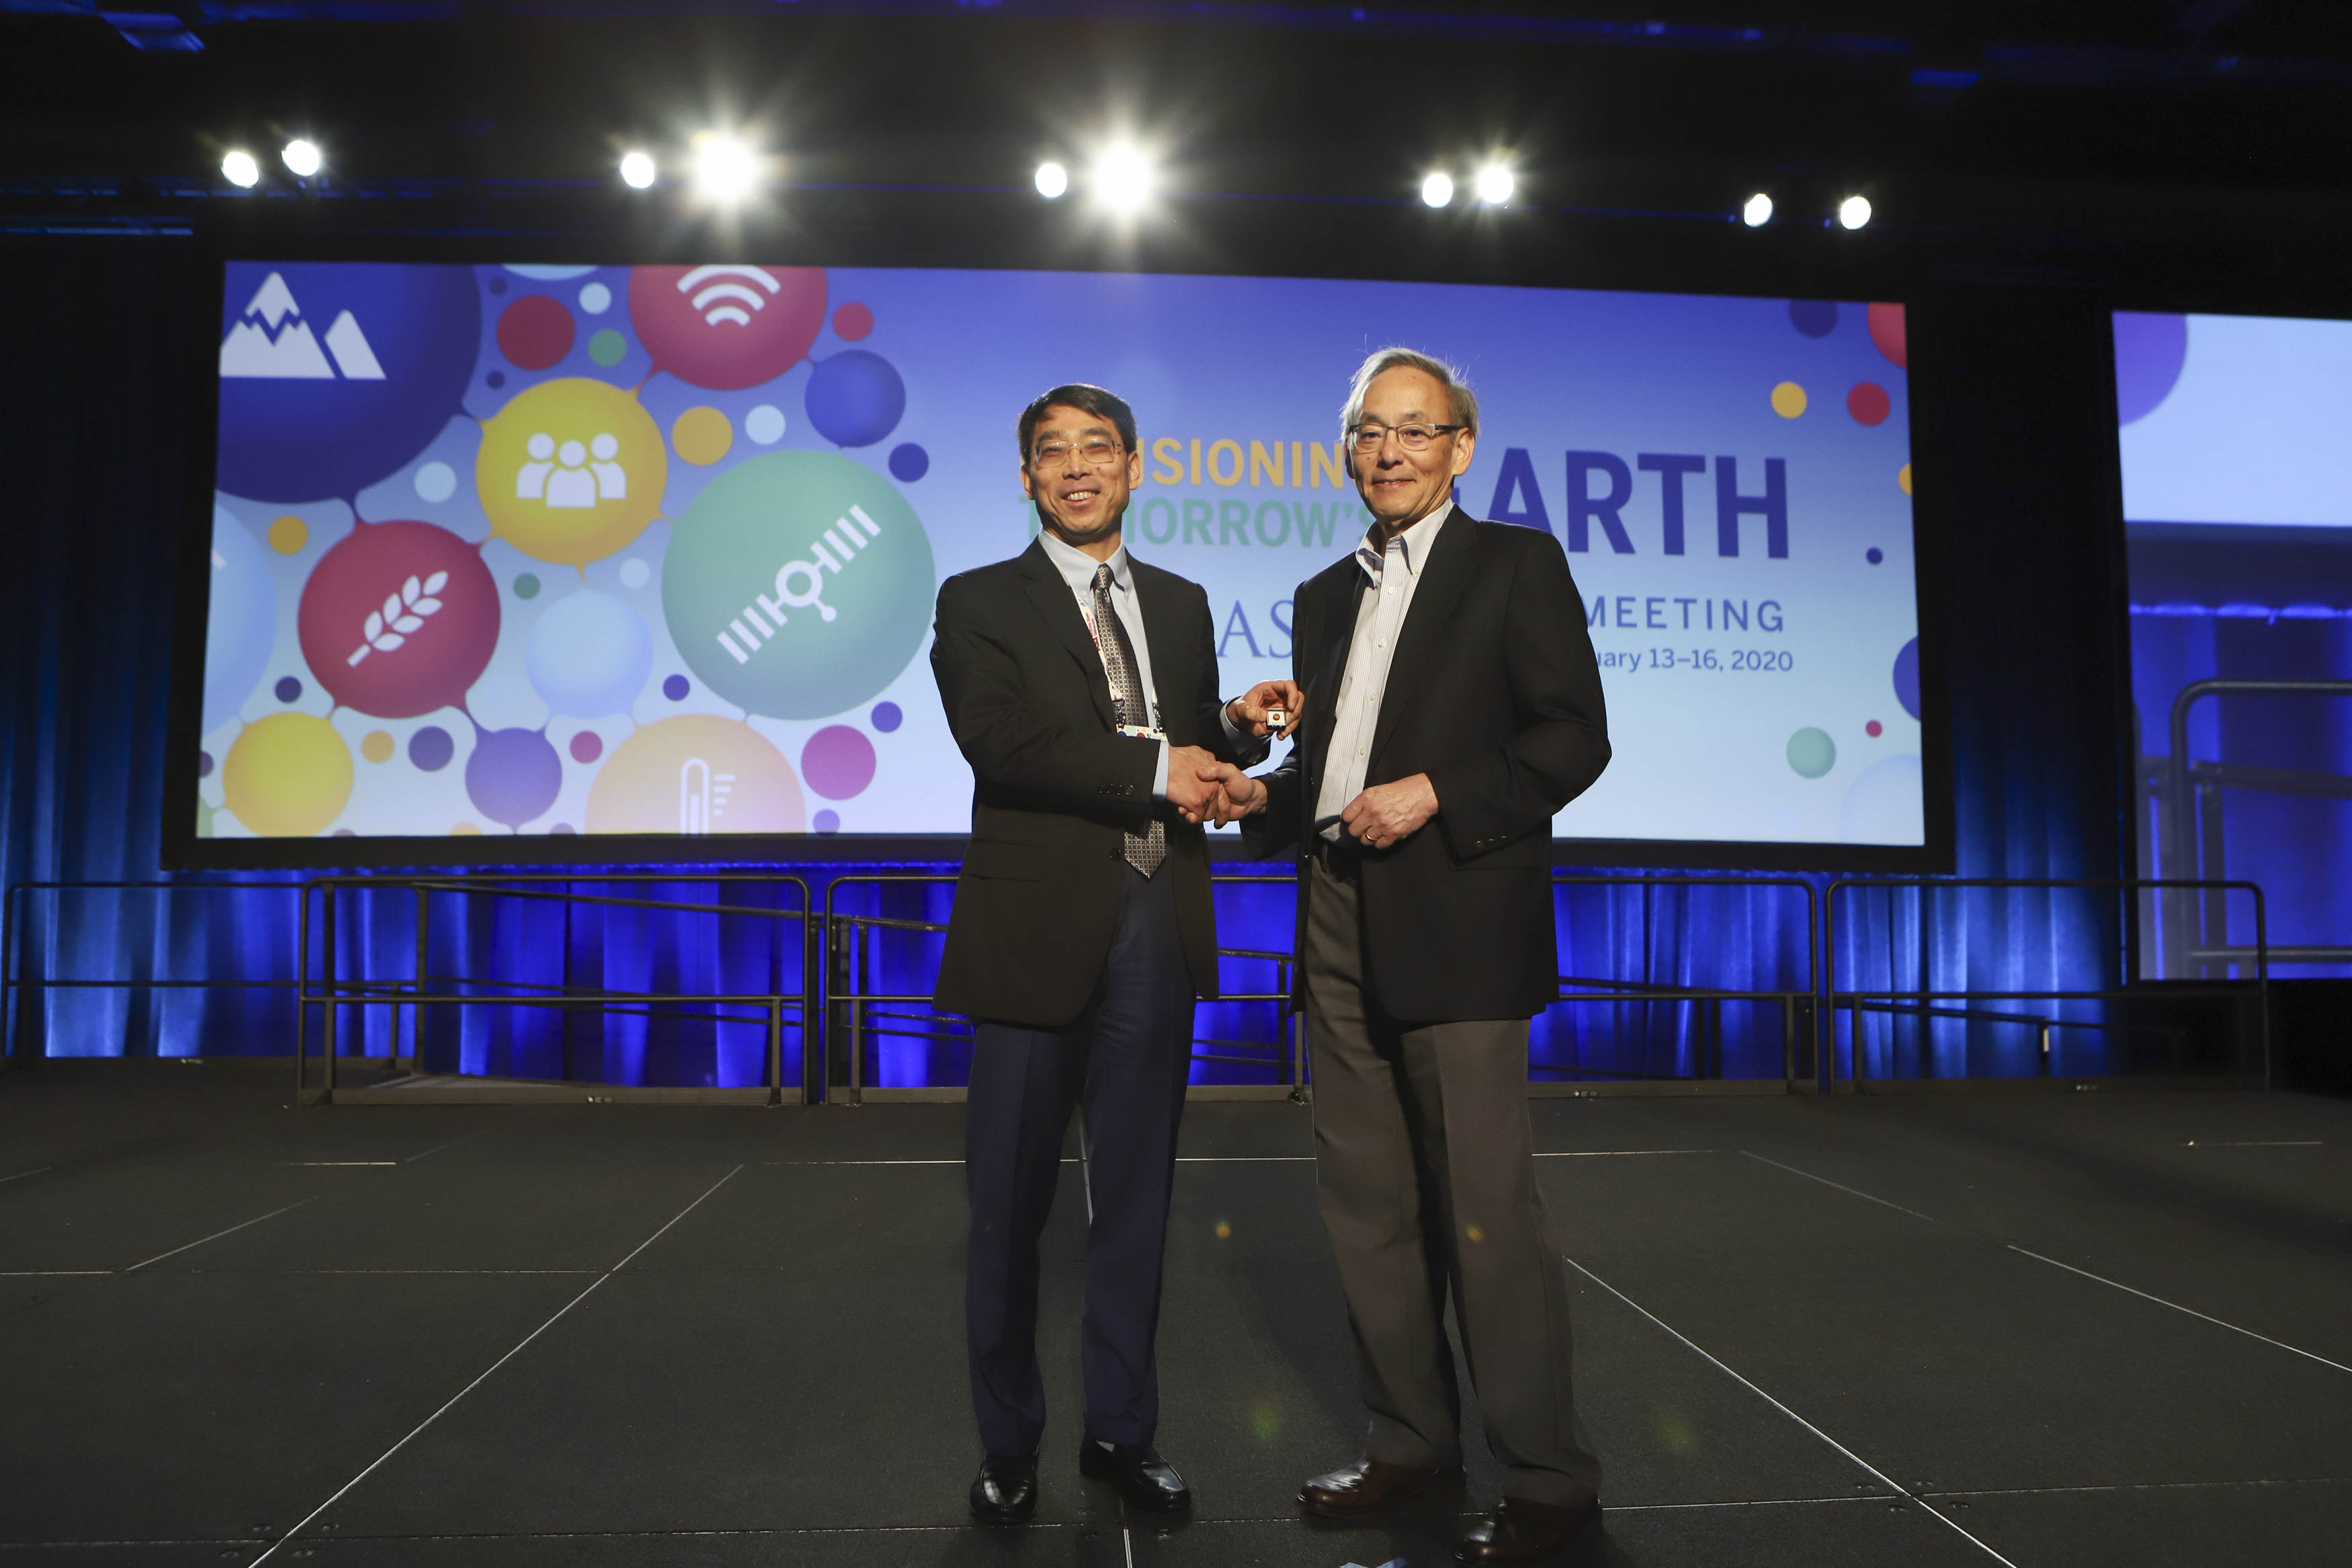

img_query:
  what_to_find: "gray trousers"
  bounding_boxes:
[1302,855,1601,1506]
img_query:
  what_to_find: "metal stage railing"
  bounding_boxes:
[296,873,816,1106]
[0,869,2281,1099]
[2150,679,2352,977]
[1544,873,1818,1090]
[1,878,306,1067]
[822,872,1304,1104]
[1825,877,2270,1092]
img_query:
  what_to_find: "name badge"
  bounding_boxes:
[1116,723,1165,741]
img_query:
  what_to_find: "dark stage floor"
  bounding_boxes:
[1,1067,2349,1566]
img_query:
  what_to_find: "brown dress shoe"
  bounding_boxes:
[1454,1495,1601,1563]
[1298,1457,1464,1517]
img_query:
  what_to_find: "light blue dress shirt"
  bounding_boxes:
[1036,529,1261,797]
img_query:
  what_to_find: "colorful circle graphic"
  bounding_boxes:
[628,265,827,392]
[497,295,575,370]
[1866,302,1907,368]
[465,726,562,828]
[663,450,936,720]
[476,377,667,566]
[1788,300,1839,338]
[204,507,278,733]
[804,350,907,448]
[525,589,653,717]
[1786,727,1836,779]
[215,261,482,504]
[1840,754,1923,844]
[586,714,807,834]
[409,726,455,771]
[297,519,501,719]
[802,725,876,799]
[2113,312,2190,427]
[222,713,353,836]
[1893,638,1921,721]
[671,406,734,466]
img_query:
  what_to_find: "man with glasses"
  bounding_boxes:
[1207,349,1611,1562]
[932,383,1302,1527]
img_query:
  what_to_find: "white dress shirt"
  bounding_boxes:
[1314,502,1454,839]
[1038,529,1260,797]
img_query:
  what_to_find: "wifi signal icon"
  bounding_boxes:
[677,265,782,328]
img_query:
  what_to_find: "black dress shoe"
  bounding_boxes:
[1455,1495,1601,1563]
[969,1453,1038,1526]
[1079,1440,1192,1512]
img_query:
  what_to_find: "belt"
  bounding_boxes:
[1309,834,1362,879]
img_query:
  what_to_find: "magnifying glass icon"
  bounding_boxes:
[774,560,837,623]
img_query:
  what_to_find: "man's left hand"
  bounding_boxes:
[1341,773,1439,849]
[1225,679,1306,740]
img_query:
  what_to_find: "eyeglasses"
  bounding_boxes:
[1030,437,1124,468]
[1346,421,1465,453]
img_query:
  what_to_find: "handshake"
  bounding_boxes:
[1169,679,1302,828]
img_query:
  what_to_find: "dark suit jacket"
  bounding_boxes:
[931,536,1244,1027]
[1243,510,1610,1022]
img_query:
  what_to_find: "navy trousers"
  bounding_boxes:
[964,866,1193,1458]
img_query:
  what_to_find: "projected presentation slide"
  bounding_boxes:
[2117,310,2352,529]
[193,262,1921,851]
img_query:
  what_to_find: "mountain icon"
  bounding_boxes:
[220,271,387,382]
[247,271,300,329]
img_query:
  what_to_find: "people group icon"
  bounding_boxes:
[517,431,628,509]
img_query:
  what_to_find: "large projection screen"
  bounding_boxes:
[174,261,1929,867]
[2115,309,2352,977]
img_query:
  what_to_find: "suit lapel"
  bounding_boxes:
[1369,509,1476,767]
[1017,539,1116,729]
[1130,556,1185,742]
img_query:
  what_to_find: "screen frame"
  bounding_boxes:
[165,243,1952,875]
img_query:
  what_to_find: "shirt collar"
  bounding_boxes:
[1355,500,1454,583]
[1039,528,1132,596]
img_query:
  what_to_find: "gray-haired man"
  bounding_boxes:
[1210,348,1612,1562]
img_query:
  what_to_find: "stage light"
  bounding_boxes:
[1742,191,1773,227]
[619,150,657,189]
[691,134,759,203]
[1421,171,1454,208]
[221,149,259,188]
[1091,143,1156,215]
[280,138,321,177]
[1473,163,1514,206]
[1838,194,1873,230]
[1034,161,1068,199]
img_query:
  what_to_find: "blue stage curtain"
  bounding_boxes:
[1828,292,2132,1080]
[1,247,2129,1082]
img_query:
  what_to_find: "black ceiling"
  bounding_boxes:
[5,1,2350,310]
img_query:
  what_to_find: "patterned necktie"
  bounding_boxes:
[1093,563,1166,877]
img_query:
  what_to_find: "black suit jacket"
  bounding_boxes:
[1244,510,1610,1022]
[931,537,1244,1027]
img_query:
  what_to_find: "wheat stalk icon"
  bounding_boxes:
[347,572,447,666]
